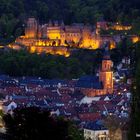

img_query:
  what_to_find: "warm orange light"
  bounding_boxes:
[132,36,139,43]
[29,45,70,57]
[111,25,132,31]
[8,44,21,50]
[8,20,120,57]
[110,41,116,49]
[91,40,100,49]
[47,28,61,40]
[30,46,36,53]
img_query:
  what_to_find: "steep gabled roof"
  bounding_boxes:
[76,75,103,89]
[84,121,108,131]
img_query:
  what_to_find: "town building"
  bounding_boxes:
[84,121,109,140]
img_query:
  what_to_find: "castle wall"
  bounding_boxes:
[25,18,38,39]
[29,46,70,57]
[12,18,117,55]
[64,26,82,44]
[81,27,92,48]
[47,26,61,40]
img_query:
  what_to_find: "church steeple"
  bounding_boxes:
[99,44,113,94]
[101,46,112,72]
[103,43,111,60]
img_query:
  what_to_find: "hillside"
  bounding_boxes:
[0,0,140,44]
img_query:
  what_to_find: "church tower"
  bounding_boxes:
[25,18,38,39]
[99,48,113,94]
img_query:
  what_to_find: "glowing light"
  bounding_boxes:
[47,29,61,40]
[110,41,116,49]
[118,92,121,95]
[111,25,132,31]
[8,20,120,57]
[29,45,70,57]
[124,89,126,91]
[132,36,139,43]
[109,113,113,116]
[0,46,4,48]
[30,46,36,53]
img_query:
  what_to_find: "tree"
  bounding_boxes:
[128,41,140,140]
[104,115,127,140]
[3,107,83,140]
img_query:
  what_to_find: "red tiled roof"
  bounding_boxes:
[79,112,101,121]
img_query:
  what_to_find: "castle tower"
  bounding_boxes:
[25,18,38,39]
[99,48,113,94]
[82,26,92,47]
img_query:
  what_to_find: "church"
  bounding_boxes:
[76,48,113,96]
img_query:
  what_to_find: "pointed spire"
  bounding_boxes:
[103,42,110,60]
[61,20,64,27]
[54,20,58,26]
[48,20,53,26]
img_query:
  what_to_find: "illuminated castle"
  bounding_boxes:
[76,47,113,96]
[9,18,116,56]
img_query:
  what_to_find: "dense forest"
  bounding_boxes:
[128,42,140,140]
[0,37,133,79]
[0,49,102,79]
[0,0,140,44]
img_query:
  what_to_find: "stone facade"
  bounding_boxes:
[10,18,116,56]
[84,128,109,140]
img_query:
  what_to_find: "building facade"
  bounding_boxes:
[84,122,109,140]
[9,18,117,56]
